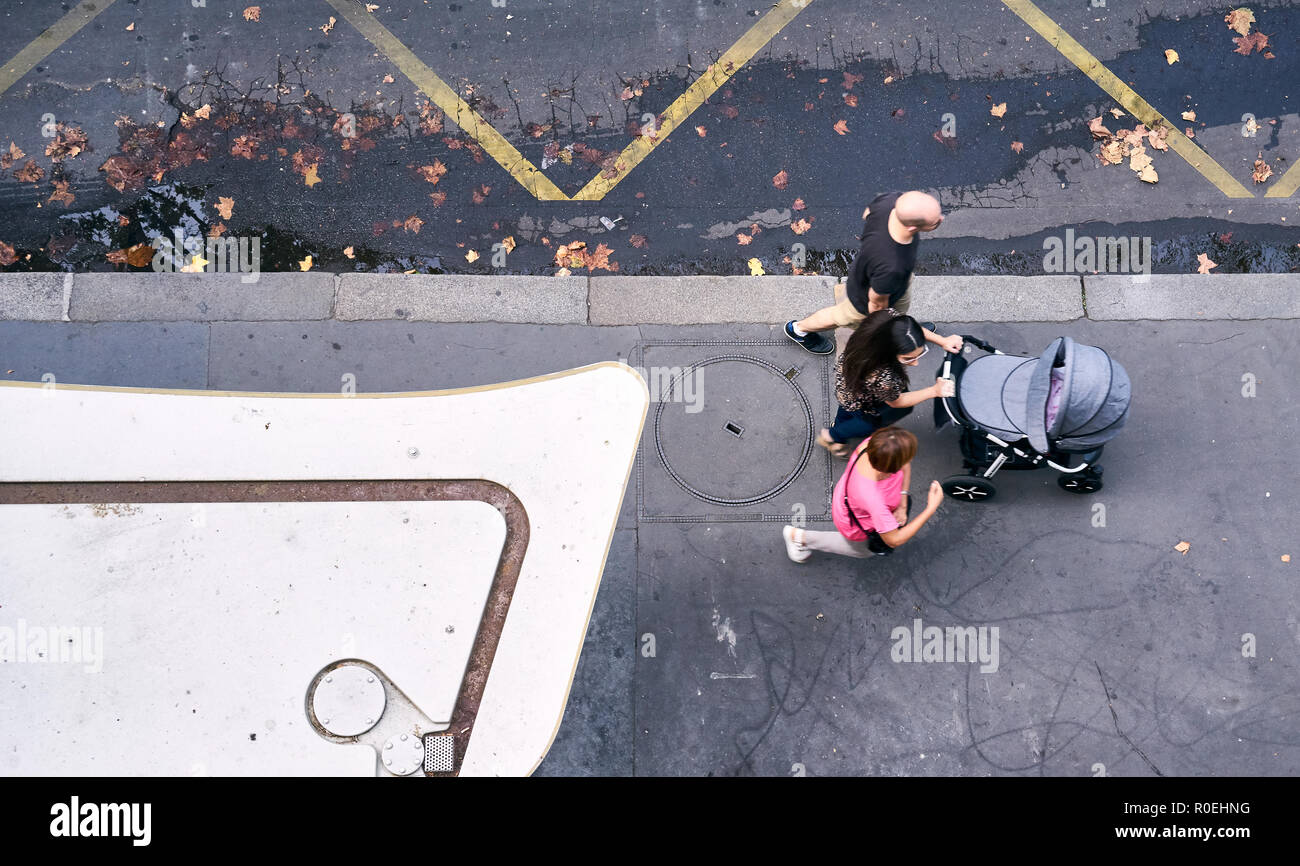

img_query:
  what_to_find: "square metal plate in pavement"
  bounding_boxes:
[633,341,834,523]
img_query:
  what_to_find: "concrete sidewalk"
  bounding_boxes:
[3,273,1300,324]
[1,282,1297,777]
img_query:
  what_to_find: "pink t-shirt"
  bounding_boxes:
[831,447,905,541]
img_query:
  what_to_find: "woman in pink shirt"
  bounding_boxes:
[783,427,945,560]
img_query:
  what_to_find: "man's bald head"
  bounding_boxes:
[894,191,943,232]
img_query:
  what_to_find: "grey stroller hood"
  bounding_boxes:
[957,337,1131,453]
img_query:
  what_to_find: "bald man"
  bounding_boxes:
[785,191,961,355]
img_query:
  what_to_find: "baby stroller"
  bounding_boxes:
[933,335,1131,501]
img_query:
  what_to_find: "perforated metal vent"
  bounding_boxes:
[424,734,456,773]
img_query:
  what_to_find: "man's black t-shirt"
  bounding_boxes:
[844,192,918,314]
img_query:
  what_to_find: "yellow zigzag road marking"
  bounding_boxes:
[330,0,814,202]
[326,0,566,200]
[1001,0,1255,199]
[572,0,814,200]
[1264,161,1300,198]
[0,0,118,96]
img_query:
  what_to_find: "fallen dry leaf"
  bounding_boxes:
[1138,165,1158,183]
[45,125,88,161]
[466,249,480,263]
[1225,7,1255,36]
[47,179,74,206]
[106,243,155,268]
[428,191,446,207]
[1174,541,1191,554]
[14,160,44,183]
[417,161,448,186]
[303,163,321,187]
[990,102,1007,118]
[0,240,16,266]
[1010,141,1024,154]
[1197,253,1217,273]
[792,198,806,211]
[343,246,355,259]
[1129,147,1153,172]
[1283,554,1291,562]
[299,255,313,271]
[1,141,23,169]
[321,16,336,35]
[737,233,753,246]
[629,234,648,249]
[501,236,516,254]
[1252,154,1273,183]
[584,243,617,272]
[216,196,234,220]
[790,218,813,235]
[695,125,707,137]
[844,93,859,108]
[747,257,765,276]
[1165,49,1180,64]
[1088,116,1112,139]
[772,169,789,190]
[1109,108,1125,118]
[1185,126,1195,138]
[842,71,864,90]
[833,119,850,135]
[402,215,423,234]
[1243,115,1259,136]
[1098,141,1125,165]
[1234,32,1268,55]
[194,104,212,120]
[243,6,260,22]
[1181,109,1196,121]
[383,74,394,84]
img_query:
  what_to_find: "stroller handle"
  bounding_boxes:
[955,335,997,354]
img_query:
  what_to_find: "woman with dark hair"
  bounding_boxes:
[783,426,945,560]
[817,309,957,457]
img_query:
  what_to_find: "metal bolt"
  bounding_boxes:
[385,742,393,750]
[366,675,375,683]
[407,447,419,458]
[325,676,332,683]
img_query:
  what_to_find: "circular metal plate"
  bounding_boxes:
[381,733,426,776]
[311,665,387,737]
[655,356,815,506]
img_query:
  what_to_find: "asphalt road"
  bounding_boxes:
[1,0,1297,276]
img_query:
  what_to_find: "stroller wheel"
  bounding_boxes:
[942,474,997,503]
[1057,473,1103,494]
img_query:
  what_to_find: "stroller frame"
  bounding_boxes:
[935,336,1105,502]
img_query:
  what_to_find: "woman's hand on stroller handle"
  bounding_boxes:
[933,377,956,399]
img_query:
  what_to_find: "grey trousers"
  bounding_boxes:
[800,529,877,558]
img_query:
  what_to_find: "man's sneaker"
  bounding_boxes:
[784,321,835,355]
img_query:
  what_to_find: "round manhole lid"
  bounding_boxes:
[654,355,814,506]
[311,664,386,737]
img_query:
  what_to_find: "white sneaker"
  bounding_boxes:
[783,525,811,563]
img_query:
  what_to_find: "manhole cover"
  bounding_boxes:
[654,355,815,506]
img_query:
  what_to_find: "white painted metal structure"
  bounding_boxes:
[0,363,648,776]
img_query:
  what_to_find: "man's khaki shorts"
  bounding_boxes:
[830,282,910,327]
